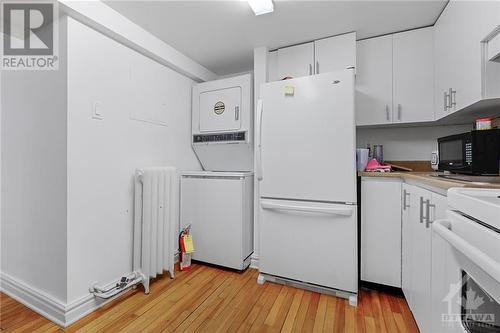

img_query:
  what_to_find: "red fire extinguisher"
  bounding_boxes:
[179,225,194,271]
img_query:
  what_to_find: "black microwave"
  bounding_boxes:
[438,129,500,175]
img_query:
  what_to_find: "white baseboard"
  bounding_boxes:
[65,294,107,327]
[250,254,259,269]
[1,257,181,327]
[0,272,67,327]
[1,272,120,327]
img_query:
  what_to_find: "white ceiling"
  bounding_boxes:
[104,0,447,76]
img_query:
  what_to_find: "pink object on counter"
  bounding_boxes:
[364,159,392,172]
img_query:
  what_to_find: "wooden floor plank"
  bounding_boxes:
[370,290,388,333]
[397,296,419,333]
[0,264,420,333]
[280,289,304,333]
[323,294,337,332]
[379,293,398,333]
[222,272,269,333]
[355,297,366,333]
[333,298,346,333]
[246,283,283,333]
[194,268,256,332]
[194,270,260,333]
[302,291,320,332]
[263,286,295,333]
[119,267,220,332]
[344,299,356,332]
[290,290,312,332]
[312,294,328,332]
[173,274,236,333]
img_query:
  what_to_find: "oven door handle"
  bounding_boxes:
[433,219,500,283]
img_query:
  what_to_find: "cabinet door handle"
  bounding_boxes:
[443,91,449,111]
[316,61,319,74]
[403,189,410,210]
[425,199,436,228]
[386,105,390,121]
[235,106,239,121]
[449,88,456,107]
[309,64,313,75]
[419,196,425,224]
[397,104,402,120]
[403,189,407,209]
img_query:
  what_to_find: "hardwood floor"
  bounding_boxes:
[0,264,419,332]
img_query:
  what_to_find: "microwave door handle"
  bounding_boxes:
[433,219,500,283]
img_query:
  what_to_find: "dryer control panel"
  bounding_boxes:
[193,131,246,143]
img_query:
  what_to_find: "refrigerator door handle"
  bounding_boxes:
[257,99,264,181]
[261,201,354,217]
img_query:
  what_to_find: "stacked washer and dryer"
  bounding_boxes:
[180,74,254,270]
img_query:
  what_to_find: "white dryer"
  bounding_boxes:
[191,74,253,172]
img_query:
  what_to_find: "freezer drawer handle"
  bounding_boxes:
[261,201,353,217]
[433,219,500,283]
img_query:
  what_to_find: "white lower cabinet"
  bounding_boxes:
[401,183,447,333]
[363,178,453,332]
[361,178,402,287]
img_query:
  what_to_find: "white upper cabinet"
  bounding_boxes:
[393,27,434,123]
[271,33,356,81]
[277,42,314,79]
[356,28,435,126]
[314,32,356,74]
[434,0,500,119]
[355,35,393,126]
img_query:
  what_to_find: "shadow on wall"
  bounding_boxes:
[356,124,472,161]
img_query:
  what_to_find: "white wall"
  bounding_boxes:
[356,124,471,161]
[65,18,201,303]
[1,25,68,302]
[59,0,217,82]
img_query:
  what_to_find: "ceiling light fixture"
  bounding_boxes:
[248,0,274,16]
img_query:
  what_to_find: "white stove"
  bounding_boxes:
[447,188,500,231]
[432,187,500,332]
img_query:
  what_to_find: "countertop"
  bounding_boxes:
[358,171,500,190]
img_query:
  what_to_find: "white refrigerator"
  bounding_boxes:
[257,70,358,303]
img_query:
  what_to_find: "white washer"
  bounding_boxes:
[180,171,254,270]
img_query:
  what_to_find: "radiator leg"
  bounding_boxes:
[168,269,174,279]
[138,271,150,295]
